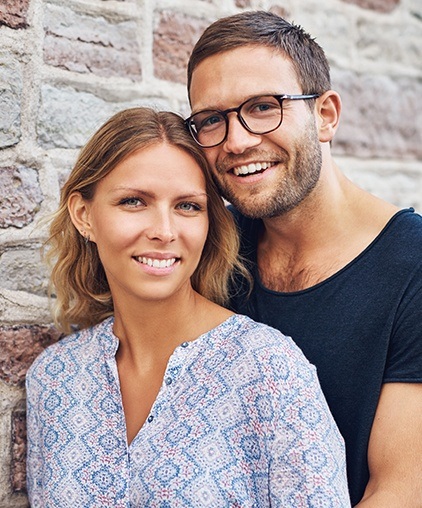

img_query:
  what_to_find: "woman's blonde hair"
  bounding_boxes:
[47,107,248,333]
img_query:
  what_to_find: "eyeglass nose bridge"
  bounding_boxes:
[219,103,261,143]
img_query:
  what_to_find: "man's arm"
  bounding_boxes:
[356,382,422,507]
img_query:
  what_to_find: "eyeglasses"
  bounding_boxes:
[185,93,320,148]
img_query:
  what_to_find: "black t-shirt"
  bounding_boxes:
[229,207,422,506]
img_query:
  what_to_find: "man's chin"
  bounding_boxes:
[228,200,277,219]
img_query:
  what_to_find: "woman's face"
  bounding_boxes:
[77,142,209,305]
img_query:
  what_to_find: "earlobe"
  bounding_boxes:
[316,91,341,143]
[68,192,96,243]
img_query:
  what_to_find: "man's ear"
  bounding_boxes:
[68,192,96,243]
[316,90,341,143]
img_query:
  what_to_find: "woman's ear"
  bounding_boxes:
[68,192,96,243]
[316,90,341,143]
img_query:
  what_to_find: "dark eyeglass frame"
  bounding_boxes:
[185,93,321,148]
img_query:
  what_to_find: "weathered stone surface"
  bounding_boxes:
[0,249,48,297]
[269,5,291,18]
[0,325,61,386]
[11,406,26,493]
[37,84,106,148]
[43,4,141,80]
[0,0,30,29]
[153,11,210,84]
[341,0,400,13]
[332,70,422,160]
[37,85,167,149]
[355,15,421,70]
[0,288,51,325]
[0,55,22,148]
[341,159,422,209]
[0,166,43,229]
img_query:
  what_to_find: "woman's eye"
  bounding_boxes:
[119,197,144,207]
[177,202,201,212]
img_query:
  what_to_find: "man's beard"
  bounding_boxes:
[214,119,322,219]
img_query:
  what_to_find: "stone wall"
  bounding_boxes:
[0,0,421,505]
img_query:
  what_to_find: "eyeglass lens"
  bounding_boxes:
[189,95,283,147]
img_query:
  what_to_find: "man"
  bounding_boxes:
[185,11,422,507]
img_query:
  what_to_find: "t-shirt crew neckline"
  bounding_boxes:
[253,208,415,297]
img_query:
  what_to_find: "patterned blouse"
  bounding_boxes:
[26,314,350,507]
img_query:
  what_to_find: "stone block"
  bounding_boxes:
[0,0,30,29]
[269,5,291,18]
[0,55,22,148]
[0,288,51,325]
[153,11,210,84]
[341,0,399,13]
[11,406,26,493]
[355,15,421,70]
[43,4,141,80]
[36,85,119,149]
[0,325,61,387]
[37,85,165,149]
[0,249,48,297]
[0,166,43,229]
[332,70,422,160]
[342,163,422,209]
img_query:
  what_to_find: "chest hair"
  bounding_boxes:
[258,246,344,293]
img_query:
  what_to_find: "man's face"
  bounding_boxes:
[189,45,322,219]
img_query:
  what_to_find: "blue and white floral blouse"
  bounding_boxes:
[26,314,350,507]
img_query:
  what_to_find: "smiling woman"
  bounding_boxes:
[44,108,241,331]
[25,107,350,507]
[68,143,210,310]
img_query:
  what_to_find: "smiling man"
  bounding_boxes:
[186,11,422,507]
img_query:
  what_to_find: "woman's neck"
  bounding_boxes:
[112,289,232,368]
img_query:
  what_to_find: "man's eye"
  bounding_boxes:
[250,102,279,114]
[200,114,224,130]
[257,103,271,111]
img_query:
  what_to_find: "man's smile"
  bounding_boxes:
[232,161,277,176]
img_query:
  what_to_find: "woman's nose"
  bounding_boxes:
[146,211,176,243]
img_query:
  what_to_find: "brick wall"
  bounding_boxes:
[0,0,421,505]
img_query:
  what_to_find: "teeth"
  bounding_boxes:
[138,257,176,268]
[233,161,272,176]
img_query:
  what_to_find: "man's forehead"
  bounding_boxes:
[189,47,299,112]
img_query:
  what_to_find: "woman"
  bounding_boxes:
[26,107,350,507]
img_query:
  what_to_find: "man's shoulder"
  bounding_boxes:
[380,208,422,259]
[390,208,422,235]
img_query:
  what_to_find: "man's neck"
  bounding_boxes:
[257,179,399,292]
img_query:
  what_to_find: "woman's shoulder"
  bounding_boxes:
[26,318,113,382]
[207,314,317,397]
[219,314,313,369]
[226,314,299,346]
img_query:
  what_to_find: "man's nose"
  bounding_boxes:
[222,113,262,154]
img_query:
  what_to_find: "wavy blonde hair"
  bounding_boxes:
[47,107,249,333]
